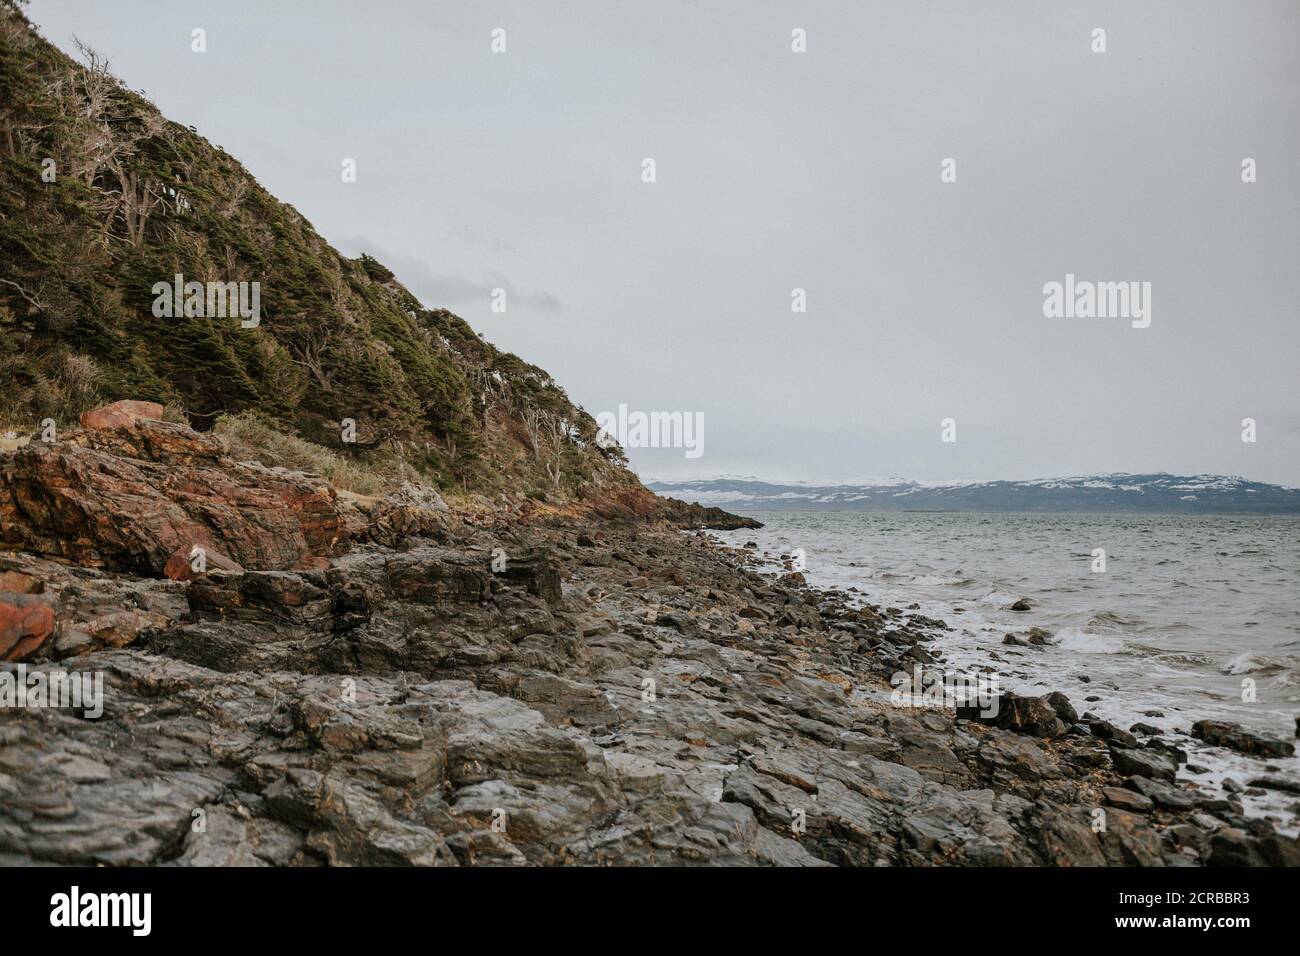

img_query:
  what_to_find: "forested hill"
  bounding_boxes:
[0,3,640,504]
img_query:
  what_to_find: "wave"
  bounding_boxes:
[1053,626,1126,654]
[1086,610,1142,630]
[1222,652,1293,676]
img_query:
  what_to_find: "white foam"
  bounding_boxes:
[1052,626,1125,654]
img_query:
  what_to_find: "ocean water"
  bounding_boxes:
[713,511,1300,831]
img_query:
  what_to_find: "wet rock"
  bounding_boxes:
[1124,776,1196,810]
[981,692,1066,739]
[1088,719,1138,749]
[1191,720,1295,759]
[1009,598,1032,612]
[1248,776,1300,795]
[1043,691,1078,726]
[1110,748,1177,783]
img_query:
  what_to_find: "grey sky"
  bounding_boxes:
[26,0,1300,484]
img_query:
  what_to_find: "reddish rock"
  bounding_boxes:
[0,593,55,661]
[0,570,42,593]
[0,416,349,575]
[79,400,165,431]
[164,545,245,582]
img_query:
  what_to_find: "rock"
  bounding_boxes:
[1143,738,1186,765]
[0,421,1292,869]
[1043,691,1078,726]
[0,570,42,593]
[78,399,164,430]
[903,644,935,664]
[493,551,563,604]
[1203,827,1295,867]
[1088,719,1138,748]
[1102,786,1153,813]
[1247,776,1300,795]
[392,481,450,513]
[1002,634,1025,646]
[1124,776,1196,810]
[0,593,55,661]
[164,545,245,581]
[1129,722,1161,736]
[0,417,349,574]
[1009,598,1032,612]
[1190,720,1295,759]
[983,692,1066,739]
[1110,748,1177,783]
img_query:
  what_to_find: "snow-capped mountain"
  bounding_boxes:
[646,474,1300,514]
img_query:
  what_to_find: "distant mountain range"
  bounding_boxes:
[647,474,1300,514]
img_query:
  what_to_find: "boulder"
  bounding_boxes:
[1088,719,1139,748]
[79,399,164,430]
[1043,691,1078,726]
[0,416,348,575]
[1110,747,1177,783]
[974,692,1066,739]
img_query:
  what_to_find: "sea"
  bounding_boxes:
[712,511,1300,833]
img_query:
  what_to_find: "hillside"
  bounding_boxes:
[0,3,638,505]
[648,473,1300,515]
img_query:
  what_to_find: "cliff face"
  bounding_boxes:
[0,5,636,503]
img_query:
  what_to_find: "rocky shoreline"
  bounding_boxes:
[2,407,1298,866]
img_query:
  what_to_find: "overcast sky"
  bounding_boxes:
[26,0,1300,484]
